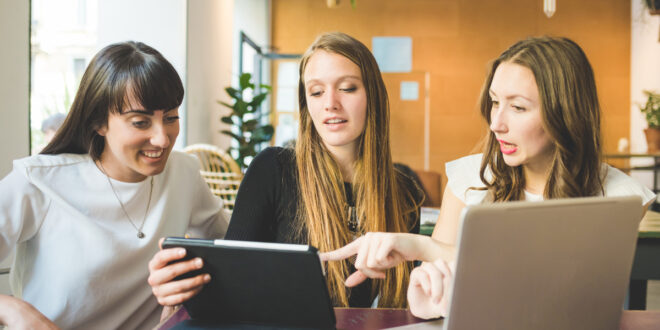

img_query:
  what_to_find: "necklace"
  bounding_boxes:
[347,205,358,232]
[98,161,153,239]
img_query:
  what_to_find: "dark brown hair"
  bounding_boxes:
[41,41,184,159]
[296,32,419,308]
[478,36,603,201]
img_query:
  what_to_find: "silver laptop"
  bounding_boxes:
[438,196,642,330]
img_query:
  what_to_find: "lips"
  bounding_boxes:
[498,139,518,155]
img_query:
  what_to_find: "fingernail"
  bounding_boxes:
[178,248,186,257]
[195,258,203,267]
[204,274,211,282]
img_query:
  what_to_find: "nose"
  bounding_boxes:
[489,107,508,134]
[323,89,340,111]
[150,124,170,149]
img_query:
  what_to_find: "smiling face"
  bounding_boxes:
[489,61,554,173]
[303,50,367,159]
[96,94,180,182]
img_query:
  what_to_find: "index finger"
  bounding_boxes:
[320,238,362,262]
[149,247,187,271]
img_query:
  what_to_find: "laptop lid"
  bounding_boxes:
[444,196,642,330]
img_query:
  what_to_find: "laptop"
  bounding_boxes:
[418,196,642,330]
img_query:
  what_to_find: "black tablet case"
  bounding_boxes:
[162,238,336,329]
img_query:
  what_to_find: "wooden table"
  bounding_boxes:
[156,306,660,329]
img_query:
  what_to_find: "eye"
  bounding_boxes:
[340,86,357,93]
[491,99,500,108]
[132,120,150,129]
[165,115,180,124]
[512,105,526,112]
[309,90,322,97]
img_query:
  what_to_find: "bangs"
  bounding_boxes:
[108,47,184,114]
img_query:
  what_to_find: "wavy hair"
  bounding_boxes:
[41,41,184,159]
[295,32,419,307]
[478,36,603,201]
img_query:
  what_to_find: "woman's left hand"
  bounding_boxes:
[407,259,454,319]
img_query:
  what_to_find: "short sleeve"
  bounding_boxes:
[445,154,488,205]
[0,165,51,261]
[602,165,657,207]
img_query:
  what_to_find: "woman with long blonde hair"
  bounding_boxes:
[148,32,422,309]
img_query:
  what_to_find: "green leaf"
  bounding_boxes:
[243,119,259,130]
[225,87,241,99]
[249,93,269,108]
[259,84,272,91]
[234,100,249,116]
[217,101,234,109]
[220,116,234,125]
[220,130,245,144]
[251,125,274,142]
[239,73,253,90]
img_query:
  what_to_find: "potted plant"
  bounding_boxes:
[219,73,274,169]
[640,90,660,152]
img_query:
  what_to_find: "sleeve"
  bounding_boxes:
[186,168,229,239]
[603,165,657,206]
[0,166,51,261]
[445,154,487,205]
[224,147,283,242]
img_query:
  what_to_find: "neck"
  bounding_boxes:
[97,155,147,183]
[523,162,551,195]
[325,144,357,183]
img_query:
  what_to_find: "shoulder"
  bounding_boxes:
[249,147,295,174]
[602,164,656,205]
[445,154,488,204]
[13,153,90,180]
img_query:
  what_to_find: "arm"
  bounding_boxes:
[431,186,466,245]
[0,294,59,329]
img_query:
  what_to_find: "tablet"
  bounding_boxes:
[162,237,336,329]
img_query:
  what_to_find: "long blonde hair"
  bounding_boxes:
[295,32,419,307]
[478,36,603,201]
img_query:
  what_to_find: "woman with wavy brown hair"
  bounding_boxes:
[148,32,422,309]
[322,36,655,319]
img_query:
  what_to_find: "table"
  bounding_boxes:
[156,306,660,330]
[605,153,660,193]
[628,211,660,310]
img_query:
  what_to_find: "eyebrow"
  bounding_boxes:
[121,108,178,115]
[305,75,362,86]
[489,89,533,102]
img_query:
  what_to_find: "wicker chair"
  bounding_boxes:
[183,144,243,210]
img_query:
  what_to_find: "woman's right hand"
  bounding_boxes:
[147,238,211,306]
[0,294,59,329]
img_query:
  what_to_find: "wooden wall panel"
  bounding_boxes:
[271,0,630,179]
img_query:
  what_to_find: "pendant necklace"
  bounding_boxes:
[98,161,153,239]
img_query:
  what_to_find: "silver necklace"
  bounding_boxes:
[98,161,153,239]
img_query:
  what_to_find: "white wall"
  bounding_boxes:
[0,0,29,296]
[98,0,188,147]
[186,0,234,149]
[630,2,660,186]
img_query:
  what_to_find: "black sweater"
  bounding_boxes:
[225,147,421,307]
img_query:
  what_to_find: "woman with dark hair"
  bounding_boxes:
[0,41,227,328]
[322,36,655,319]
[148,32,423,310]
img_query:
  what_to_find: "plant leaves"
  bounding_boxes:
[243,119,259,130]
[220,116,234,125]
[239,73,253,90]
[249,93,269,108]
[225,87,242,99]
[251,125,274,141]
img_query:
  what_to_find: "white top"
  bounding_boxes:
[446,154,656,206]
[0,151,228,329]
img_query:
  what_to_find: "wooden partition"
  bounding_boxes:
[271,0,630,178]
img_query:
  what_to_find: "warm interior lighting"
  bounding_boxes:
[544,0,556,18]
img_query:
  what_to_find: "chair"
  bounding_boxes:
[183,144,243,210]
